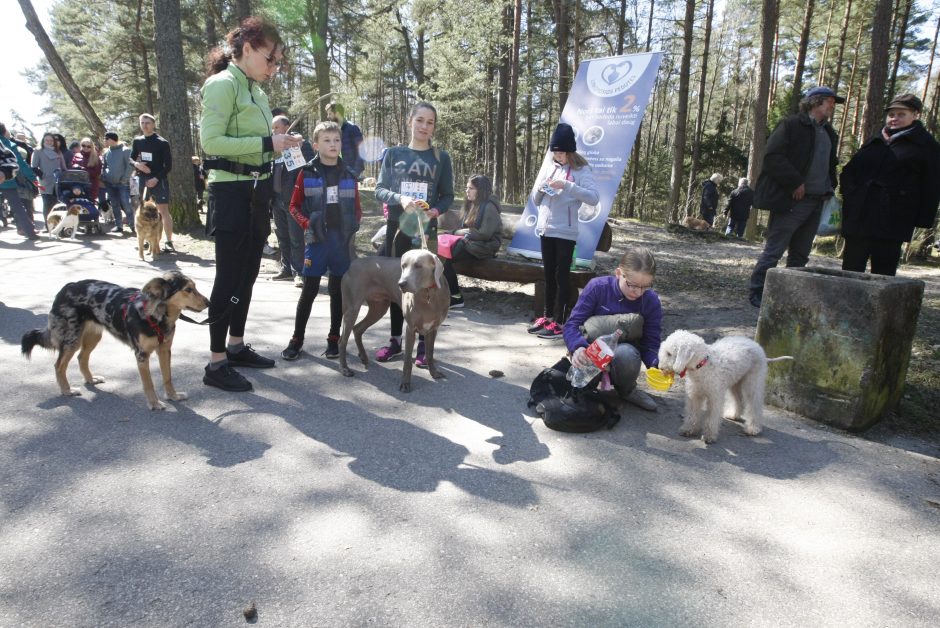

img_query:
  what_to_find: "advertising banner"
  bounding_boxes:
[508,52,663,266]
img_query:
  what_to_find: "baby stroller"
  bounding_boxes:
[53,169,102,235]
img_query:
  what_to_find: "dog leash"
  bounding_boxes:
[179,296,240,326]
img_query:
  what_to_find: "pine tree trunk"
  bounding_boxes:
[308,0,332,118]
[668,0,696,221]
[861,0,894,140]
[686,0,716,217]
[235,0,251,21]
[789,0,815,114]
[817,0,836,85]
[923,13,940,104]
[18,0,105,139]
[830,0,853,93]
[888,0,913,98]
[494,4,511,198]
[152,0,197,228]
[551,0,571,111]
[505,0,523,202]
[136,0,156,116]
[745,0,778,239]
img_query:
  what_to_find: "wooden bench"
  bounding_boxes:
[449,219,613,316]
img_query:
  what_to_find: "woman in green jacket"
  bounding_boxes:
[199,16,302,393]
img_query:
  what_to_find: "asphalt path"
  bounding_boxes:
[1,221,938,626]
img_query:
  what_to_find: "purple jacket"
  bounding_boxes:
[563,275,663,368]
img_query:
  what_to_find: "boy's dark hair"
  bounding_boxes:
[104,132,119,141]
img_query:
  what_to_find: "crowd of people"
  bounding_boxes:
[3,12,939,412]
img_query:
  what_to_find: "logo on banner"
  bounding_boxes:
[586,55,652,97]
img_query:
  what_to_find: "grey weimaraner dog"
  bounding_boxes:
[339,249,451,392]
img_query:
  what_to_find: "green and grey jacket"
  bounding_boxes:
[200,63,275,184]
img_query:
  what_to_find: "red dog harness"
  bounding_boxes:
[679,356,709,378]
[123,292,165,344]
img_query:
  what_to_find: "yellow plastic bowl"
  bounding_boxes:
[646,367,675,391]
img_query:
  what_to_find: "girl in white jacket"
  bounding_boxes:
[528,122,599,339]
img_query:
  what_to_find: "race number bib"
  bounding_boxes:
[400,181,428,202]
[326,185,339,204]
[140,152,153,162]
[282,146,306,171]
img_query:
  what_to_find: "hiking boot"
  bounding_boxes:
[272,269,293,281]
[415,340,427,369]
[536,321,564,339]
[375,338,402,362]
[163,240,176,253]
[324,335,340,359]
[527,316,550,334]
[625,387,657,412]
[226,343,275,368]
[203,362,253,392]
[281,337,303,361]
[449,294,464,309]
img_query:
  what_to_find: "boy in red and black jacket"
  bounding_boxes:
[280,121,362,361]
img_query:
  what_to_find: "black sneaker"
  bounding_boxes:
[749,293,762,308]
[449,294,465,309]
[281,338,303,361]
[163,241,176,253]
[203,363,253,392]
[272,269,293,281]
[227,344,275,368]
[324,335,340,359]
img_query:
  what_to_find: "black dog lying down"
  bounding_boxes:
[22,271,209,410]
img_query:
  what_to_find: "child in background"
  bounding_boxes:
[439,174,502,308]
[528,122,599,339]
[281,121,362,360]
[563,246,663,411]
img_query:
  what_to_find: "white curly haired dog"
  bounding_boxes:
[658,330,793,443]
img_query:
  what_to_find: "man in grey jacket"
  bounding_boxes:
[102,132,134,234]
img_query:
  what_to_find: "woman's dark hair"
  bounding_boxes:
[462,174,499,227]
[41,132,56,147]
[206,16,283,77]
[53,133,68,154]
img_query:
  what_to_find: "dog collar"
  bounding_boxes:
[679,355,709,378]
[124,292,165,344]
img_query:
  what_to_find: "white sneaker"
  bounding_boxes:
[294,275,304,288]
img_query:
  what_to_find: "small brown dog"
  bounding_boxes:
[135,200,163,260]
[682,216,712,231]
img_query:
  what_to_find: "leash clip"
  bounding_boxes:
[251,171,260,189]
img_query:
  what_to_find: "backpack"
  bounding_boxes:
[527,358,621,433]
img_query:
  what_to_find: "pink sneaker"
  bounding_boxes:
[415,340,427,369]
[375,338,402,362]
[527,316,550,334]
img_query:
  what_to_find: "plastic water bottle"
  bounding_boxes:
[567,329,623,388]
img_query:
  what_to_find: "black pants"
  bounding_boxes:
[842,236,903,276]
[540,236,576,322]
[208,181,271,353]
[384,217,414,337]
[441,243,472,296]
[293,274,343,339]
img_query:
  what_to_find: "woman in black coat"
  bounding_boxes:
[840,94,940,275]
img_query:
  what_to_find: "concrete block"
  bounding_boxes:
[755,266,924,431]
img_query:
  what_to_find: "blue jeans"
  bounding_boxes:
[748,197,823,296]
[271,196,303,274]
[2,188,37,238]
[105,184,133,228]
